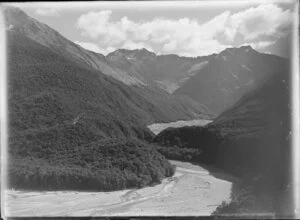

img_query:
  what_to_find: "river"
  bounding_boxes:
[4,160,238,217]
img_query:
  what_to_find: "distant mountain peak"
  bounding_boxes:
[107,48,156,59]
[221,45,255,54]
[134,48,156,58]
[3,6,30,24]
[3,6,25,15]
[239,45,254,50]
[216,45,258,61]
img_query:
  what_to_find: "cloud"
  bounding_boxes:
[74,41,115,55]
[76,10,232,56]
[76,4,292,57]
[76,10,126,46]
[224,4,293,41]
[35,8,60,17]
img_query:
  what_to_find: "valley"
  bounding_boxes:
[2,4,295,218]
[5,160,238,217]
[148,119,212,135]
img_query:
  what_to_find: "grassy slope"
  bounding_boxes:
[7,32,175,191]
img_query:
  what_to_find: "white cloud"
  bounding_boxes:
[76,10,126,46]
[76,11,231,56]
[74,41,115,55]
[223,4,293,41]
[35,8,60,17]
[76,4,292,57]
[163,40,177,52]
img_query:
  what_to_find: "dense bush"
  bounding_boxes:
[154,145,202,162]
[154,126,206,148]
[153,126,221,163]
[8,138,175,191]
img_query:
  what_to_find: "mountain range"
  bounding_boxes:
[5,6,289,117]
[106,48,215,93]
[106,46,288,115]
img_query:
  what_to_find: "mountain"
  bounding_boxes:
[107,49,214,93]
[174,46,288,115]
[154,63,292,214]
[106,44,288,117]
[6,30,179,190]
[4,6,211,120]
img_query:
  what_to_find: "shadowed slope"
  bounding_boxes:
[175,46,288,115]
[154,63,292,215]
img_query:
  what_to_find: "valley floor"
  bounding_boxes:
[147,119,212,135]
[4,160,238,217]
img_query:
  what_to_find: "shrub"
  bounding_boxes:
[8,138,175,191]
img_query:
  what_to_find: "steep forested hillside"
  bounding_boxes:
[7,32,176,190]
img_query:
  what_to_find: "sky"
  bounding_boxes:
[9,0,296,58]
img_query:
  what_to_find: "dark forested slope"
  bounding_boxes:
[7,32,175,190]
[154,64,292,214]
